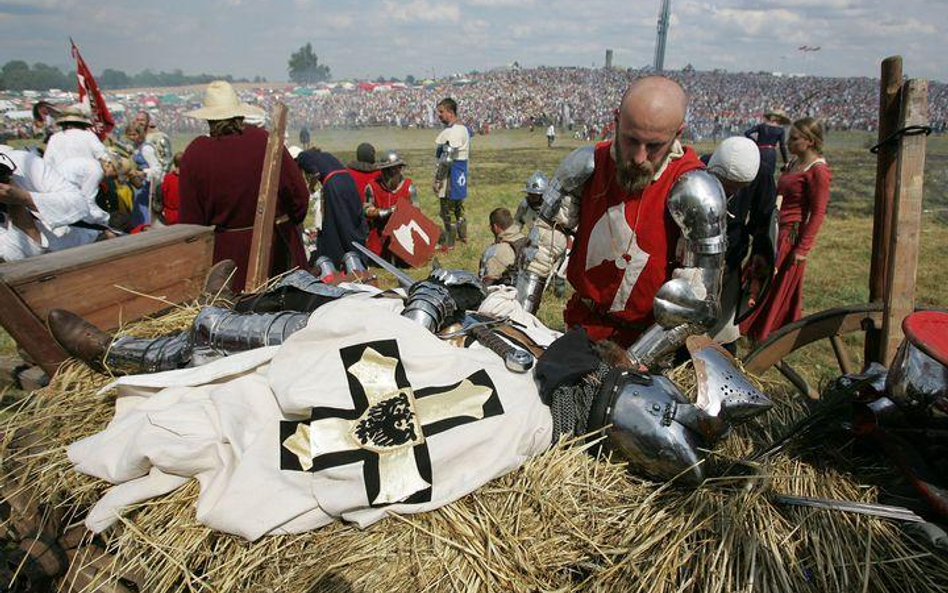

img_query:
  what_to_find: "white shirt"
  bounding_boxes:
[0,146,98,261]
[55,157,109,225]
[435,123,470,161]
[43,128,108,171]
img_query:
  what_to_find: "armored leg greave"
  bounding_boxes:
[456,217,468,242]
[191,307,310,364]
[102,307,311,374]
[106,332,193,375]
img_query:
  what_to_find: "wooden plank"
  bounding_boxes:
[0,280,66,375]
[246,103,288,291]
[11,233,213,326]
[0,225,212,285]
[80,277,199,330]
[880,78,928,365]
[865,56,903,365]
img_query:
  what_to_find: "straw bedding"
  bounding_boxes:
[2,306,947,593]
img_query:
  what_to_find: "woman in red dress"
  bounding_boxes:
[741,117,832,343]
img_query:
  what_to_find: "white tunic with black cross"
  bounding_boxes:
[69,295,553,540]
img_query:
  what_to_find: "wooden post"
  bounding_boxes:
[245,102,288,291]
[865,56,902,365]
[879,79,928,364]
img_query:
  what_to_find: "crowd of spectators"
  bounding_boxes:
[3,66,945,143]
[128,67,948,141]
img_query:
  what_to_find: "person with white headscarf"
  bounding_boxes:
[701,136,773,352]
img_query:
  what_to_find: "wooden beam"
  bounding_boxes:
[880,78,928,365]
[246,102,288,291]
[865,55,903,365]
[0,279,66,376]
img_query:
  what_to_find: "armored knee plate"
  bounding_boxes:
[401,282,456,332]
[456,217,468,242]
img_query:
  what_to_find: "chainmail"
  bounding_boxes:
[550,362,612,441]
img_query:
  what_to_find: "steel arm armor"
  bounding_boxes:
[515,146,595,312]
[627,170,728,367]
[434,144,458,183]
[408,184,418,206]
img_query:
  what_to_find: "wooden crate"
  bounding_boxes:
[0,224,214,375]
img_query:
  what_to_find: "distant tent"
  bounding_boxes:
[291,87,316,96]
[106,102,126,114]
[159,93,184,105]
[3,110,34,121]
[356,82,376,92]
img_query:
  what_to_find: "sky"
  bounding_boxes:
[0,0,945,82]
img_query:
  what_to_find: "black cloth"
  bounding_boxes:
[744,123,788,170]
[297,149,368,267]
[535,327,601,404]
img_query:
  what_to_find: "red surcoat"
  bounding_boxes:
[347,169,379,204]
[365,177,415,256]
[564,141,704,347]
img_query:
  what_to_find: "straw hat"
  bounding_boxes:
[763,107,791,125]
[55,104,93,126]
[184,80,265,120]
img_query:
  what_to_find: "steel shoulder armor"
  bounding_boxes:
[515,146,595,312]
[627,169,728,367]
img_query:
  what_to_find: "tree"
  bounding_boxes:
[288,43,330,84]
[100,68,130,89]
[405,74,416,85]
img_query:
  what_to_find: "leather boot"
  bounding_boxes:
[47,309,112,372]
[200,259,238,304]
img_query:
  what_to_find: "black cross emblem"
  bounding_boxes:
[280,339,502,507]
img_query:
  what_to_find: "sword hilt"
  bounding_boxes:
[470,325,534,373]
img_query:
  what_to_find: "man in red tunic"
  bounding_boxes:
[364,150,417,258]
[179,81,309,292]
[346,143,379,204]
[516,77,728,367]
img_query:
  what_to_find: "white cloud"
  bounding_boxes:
[465,0,533,6]
[709,7,803,35]
[381,0,460,23]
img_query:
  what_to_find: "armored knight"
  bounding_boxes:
[433,98,470,246]
[515,77,728,370]
[364,150,418,258]
[514,170,549,233]
[51,259,770,490]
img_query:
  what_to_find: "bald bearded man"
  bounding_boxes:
[515,77,728,368]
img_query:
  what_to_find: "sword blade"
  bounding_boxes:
[351,242,416,290]
[772,494,925,523]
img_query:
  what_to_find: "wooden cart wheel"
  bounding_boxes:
[742,303,942,401]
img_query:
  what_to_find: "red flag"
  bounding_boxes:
[71,39,114,140]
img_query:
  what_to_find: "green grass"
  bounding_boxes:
[2,128,947,393]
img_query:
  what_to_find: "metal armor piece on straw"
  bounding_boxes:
[191,306,309,361]
[686,335,773,421]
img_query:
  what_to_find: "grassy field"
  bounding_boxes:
[2,127,947,394]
